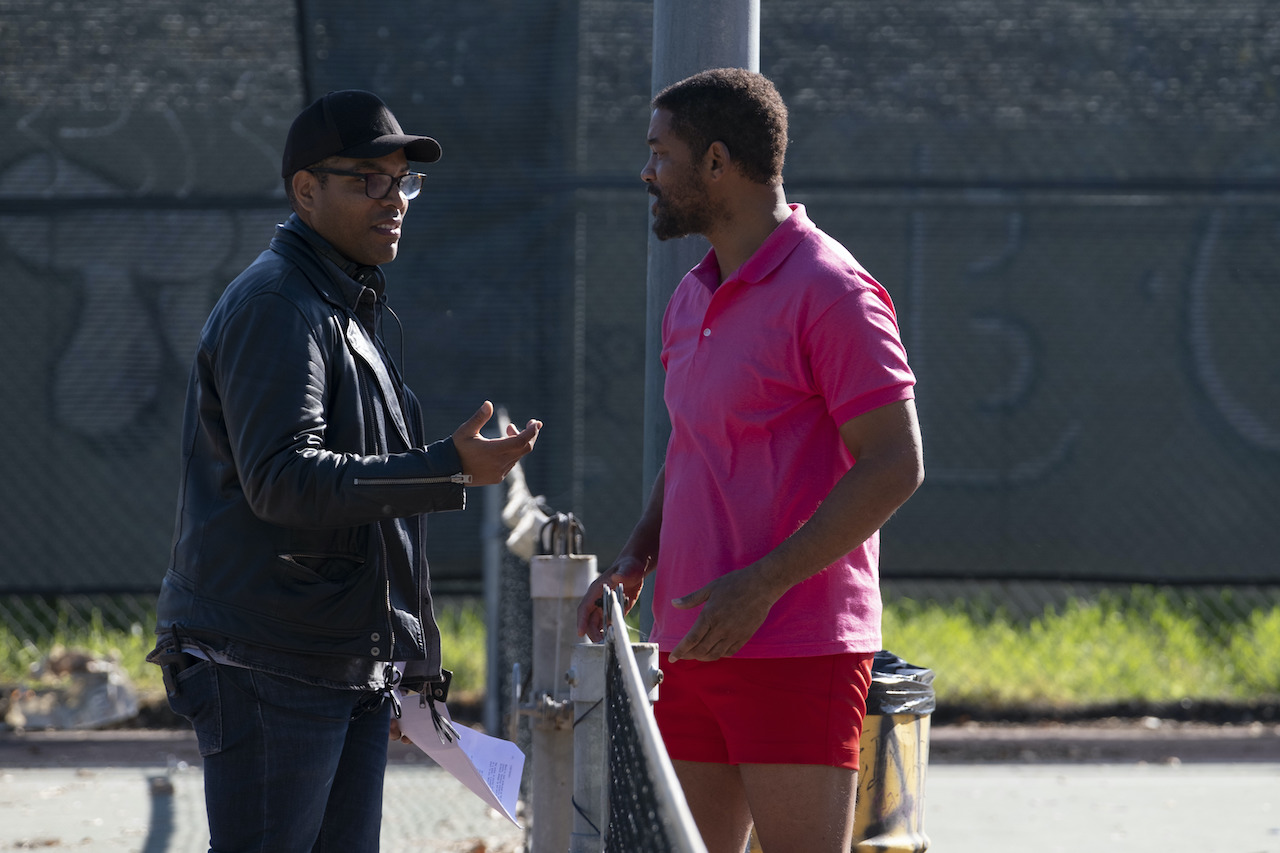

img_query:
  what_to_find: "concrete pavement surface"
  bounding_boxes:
[926,719,1280,853]
[2,719,1280,852]
[0,730,525,852]
[925,762,1280,853]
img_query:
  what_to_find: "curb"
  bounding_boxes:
[8,721,1280,769]
[929,720,1280,764]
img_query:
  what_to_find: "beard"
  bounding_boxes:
[649,169,721,241]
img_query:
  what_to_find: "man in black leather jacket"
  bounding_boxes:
[148,90,541,853]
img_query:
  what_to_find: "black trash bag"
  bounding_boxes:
[866,649,936,716]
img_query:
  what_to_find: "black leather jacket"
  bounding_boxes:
[155,215,465,689]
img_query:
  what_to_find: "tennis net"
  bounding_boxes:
[601,586,707,853]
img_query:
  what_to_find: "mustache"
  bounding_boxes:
[647,186,661,198]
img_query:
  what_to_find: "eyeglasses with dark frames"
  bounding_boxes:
[305,167,426,200]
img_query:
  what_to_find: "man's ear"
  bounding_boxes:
[704,140,731,180]
[291,170,318,215]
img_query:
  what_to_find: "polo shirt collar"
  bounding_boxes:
[690,203,811,289]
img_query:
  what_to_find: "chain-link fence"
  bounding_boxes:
[0,595,155,645]
[2,0,1278,713]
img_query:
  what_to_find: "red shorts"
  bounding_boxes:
[653,652,875,769]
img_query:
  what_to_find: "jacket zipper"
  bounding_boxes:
[381,528,394,659]
[353,473,472,485]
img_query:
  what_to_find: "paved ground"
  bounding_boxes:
[925,719,1280,853]
[0,731,524,853]
[926,762,1280,853]
[3,719,1280,852]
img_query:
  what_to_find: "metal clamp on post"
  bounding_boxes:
[529,513,596,602]
[538,512,585,559]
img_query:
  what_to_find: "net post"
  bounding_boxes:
[529,549,599,853]
[569,641,607,852]
[602,587,709,853]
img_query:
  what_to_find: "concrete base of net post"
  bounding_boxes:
[528,553,599,853]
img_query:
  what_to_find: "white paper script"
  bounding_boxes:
[392,684,524,826]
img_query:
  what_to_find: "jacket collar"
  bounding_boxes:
[269,215,413,448]
[273,214,387,311]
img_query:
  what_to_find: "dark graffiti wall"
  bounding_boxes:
[0,0,1276,591]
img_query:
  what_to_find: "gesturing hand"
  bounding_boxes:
[452,401,542,486]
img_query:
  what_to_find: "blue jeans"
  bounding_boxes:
[166,658,391,853]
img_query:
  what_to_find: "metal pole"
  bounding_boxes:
[529,550,599,853]
[641,0,760,637]
[482,482,502,737]
[651,0,760,91]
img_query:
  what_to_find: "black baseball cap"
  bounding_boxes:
[281,90,442,179]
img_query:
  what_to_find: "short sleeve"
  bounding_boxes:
[805,277,916,427]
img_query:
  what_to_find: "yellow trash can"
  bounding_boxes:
[853,650,935,853]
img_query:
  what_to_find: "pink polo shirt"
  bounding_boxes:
[651,204,915,658]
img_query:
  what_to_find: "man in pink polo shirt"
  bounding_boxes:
[578,69,924,853]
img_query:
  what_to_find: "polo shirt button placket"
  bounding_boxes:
[702,328,711,337]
